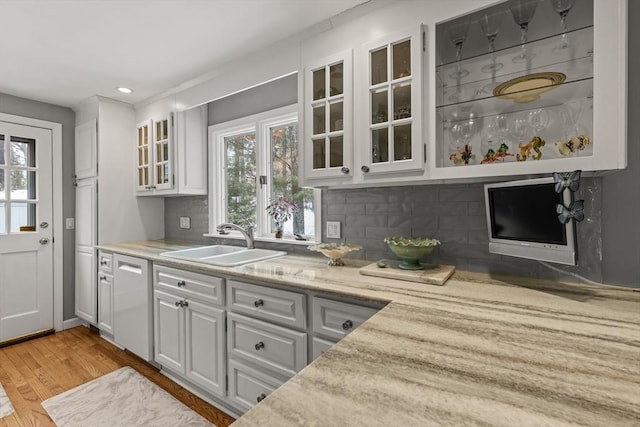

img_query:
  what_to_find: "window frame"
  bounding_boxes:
[206,104,321,244]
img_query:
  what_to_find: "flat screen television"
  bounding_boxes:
[484,177,577,266]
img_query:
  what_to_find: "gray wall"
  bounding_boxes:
[0,93,77,319]
[601,0,640,287]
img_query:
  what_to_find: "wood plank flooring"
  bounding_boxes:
[0,326,235,427]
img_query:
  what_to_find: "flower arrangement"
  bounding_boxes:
[265,196,298,235]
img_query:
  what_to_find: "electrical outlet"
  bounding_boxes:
[326,221,341,239]
[179,216,191,229]
[65,218,75,230]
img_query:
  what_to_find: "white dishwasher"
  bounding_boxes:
[113,253,153,361]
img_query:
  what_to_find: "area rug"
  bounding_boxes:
[41,367,215,426]
[0,382,15,419]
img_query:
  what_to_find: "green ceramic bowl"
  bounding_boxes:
[384,236,440,270]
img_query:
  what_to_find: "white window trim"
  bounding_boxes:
[206,104,321,245]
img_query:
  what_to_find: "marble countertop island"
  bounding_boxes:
[98,240,640,426]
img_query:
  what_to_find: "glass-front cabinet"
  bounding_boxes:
[360,26,424,177]
[429,0,627,179]
[136,114,172,193]
[303,49,353,182]
[135,105,208,196]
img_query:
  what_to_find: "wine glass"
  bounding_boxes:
[509,0,539,64]
[550,0,577,51]
[479,12,504,73]
[527,108,549,139]
[447,21,471,79]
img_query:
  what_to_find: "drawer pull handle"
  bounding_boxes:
[175,301,182,307]
[100,260,108,266]
[99,275,107,280]
[255,341,265,351]
[174,300,188,308]
[257,393,266,403]
[177,280,186,287]
[342,320,353,331]
[254,299,264,307]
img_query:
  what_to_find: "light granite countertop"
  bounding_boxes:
[98,240,640,426]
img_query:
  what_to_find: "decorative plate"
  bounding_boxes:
[493,72,566,103]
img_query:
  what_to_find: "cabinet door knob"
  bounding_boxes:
[257,393,267,403]
[254,299,264,307]
[100,260,108,266]
[255,341,265,351]
[342,320,353,331]
[182,300,188,307]
[340,167,350,175]
[360,165,370,173]
[177,280,186,287]
[99,275,107,280]
[175,301,182,307]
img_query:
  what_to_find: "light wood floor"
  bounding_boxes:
[0,326,235,427]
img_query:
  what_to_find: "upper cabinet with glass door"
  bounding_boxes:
[430,0,627,179]
[359,25,425,178]
[136,105,208,196]
[303,49,353,184]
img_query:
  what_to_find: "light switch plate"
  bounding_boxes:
[179,216,191,229]
[326,221,341,239]
[65,218,75,229]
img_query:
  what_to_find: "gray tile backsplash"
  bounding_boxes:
[166,177,604,283]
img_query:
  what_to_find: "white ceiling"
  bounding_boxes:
[0,0,373,109]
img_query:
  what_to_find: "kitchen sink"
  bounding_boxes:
[160,245,286,266]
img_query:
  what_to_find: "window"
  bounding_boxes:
[208,105,319,242]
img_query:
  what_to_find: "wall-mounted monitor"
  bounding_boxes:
[484,177,577,266]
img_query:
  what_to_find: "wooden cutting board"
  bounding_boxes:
[359,261,456,286]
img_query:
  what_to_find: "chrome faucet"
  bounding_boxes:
[216,223,255,249]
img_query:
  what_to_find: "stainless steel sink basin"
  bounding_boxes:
[160,245,286,266]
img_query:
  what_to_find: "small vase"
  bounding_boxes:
[274,222,284,239]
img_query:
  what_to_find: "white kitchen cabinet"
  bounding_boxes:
[136,105,208,196]
[113,254,153,361]
[97,250,114,336]
[226,280,307,413]
[153,265,226,397]
[74,177,97,324]
[357,25,426,178]
[302,49,354,184]
[312,297,378,341]
[74,118,97,179]
[428,0,627,180]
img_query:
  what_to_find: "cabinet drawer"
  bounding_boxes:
[228,358,283,413]
[311,336,336,361]
[312,297,379,341]
[154,265,224,306]
[228,312,307,378]
[98,251,113,274]
[227,280,306,329]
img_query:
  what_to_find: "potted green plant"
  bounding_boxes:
[265,196,298,238]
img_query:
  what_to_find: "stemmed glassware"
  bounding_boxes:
[550,0,577,51]
[447,21,471,79]
[479,12,504,73]
[509,0,539,63]
[527,108,549,137]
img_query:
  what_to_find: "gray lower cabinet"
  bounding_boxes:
[226,280,307,412]
[153,265,226,397]
[310,297,379,361]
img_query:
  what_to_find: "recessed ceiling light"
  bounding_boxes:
[116,87,133,94]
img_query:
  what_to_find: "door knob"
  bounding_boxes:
[40,222,49,229]
[39,238,50,245]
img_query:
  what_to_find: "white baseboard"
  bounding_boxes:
[62,317,84,330]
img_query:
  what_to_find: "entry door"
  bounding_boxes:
[0,121,53,342]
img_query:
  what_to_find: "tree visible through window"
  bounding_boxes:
[209,105,319,241]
